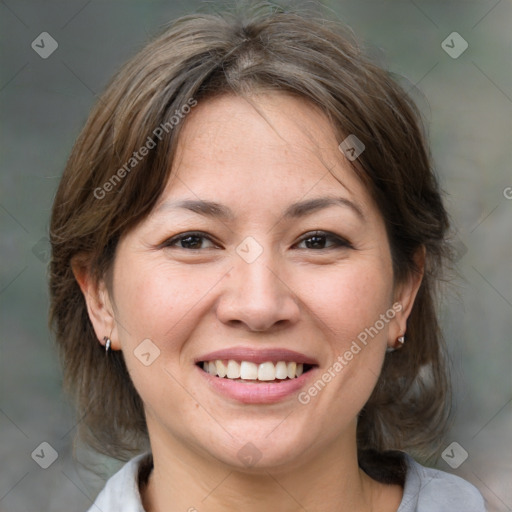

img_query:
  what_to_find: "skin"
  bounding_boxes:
[76,93,424,512]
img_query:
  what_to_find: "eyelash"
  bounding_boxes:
[161,230,353,251]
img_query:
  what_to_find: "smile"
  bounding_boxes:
[199,360,315,381]
[195,348,319,404]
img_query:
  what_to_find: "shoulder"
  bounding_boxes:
[399,454,486,512]
[85,452,151,512]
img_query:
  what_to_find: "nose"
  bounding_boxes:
[216,255,301,332]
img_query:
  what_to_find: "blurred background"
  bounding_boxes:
[0,0,510,510]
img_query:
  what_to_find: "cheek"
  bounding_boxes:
[109,257,207,406]
[297,258,393,391]
[299,258,394,343]
[112,262,179,341]
[291,262,394,431]
[111,254,229,351]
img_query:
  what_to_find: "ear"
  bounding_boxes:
[388,245,425,348]
[71,255,120,351]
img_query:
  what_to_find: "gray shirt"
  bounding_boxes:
[86,452,486,511]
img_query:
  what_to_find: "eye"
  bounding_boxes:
[162,231,219,250]
[294,231,352,250]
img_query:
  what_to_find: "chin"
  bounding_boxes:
[190,419,321,472]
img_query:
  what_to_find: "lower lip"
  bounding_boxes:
[196,365,317,404]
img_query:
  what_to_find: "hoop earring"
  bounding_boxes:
[103,336,111,354]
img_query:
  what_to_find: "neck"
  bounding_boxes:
[140,422,401,512]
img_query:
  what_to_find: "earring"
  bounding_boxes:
[103,336,111,354]
[387,334,405,353]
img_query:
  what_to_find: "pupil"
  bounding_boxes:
[182,235,201,249]
[306,235,325,249]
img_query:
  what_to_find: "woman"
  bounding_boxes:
[49,3,486,511]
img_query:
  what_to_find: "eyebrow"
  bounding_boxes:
[156,196,365,222]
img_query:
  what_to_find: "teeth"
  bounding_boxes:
[201,360,309,381]
[215,360,227,378]
[275,361,288,379]
[287,362,296,379]
[227,359,241,379]
[240,361,258,380]
[258,362,275,381]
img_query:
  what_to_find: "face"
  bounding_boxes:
[87,93,419,471]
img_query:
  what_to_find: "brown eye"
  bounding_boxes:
[295,231,352,250]
[163,232,218,250]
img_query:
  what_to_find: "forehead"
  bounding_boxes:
[158,93,373,215]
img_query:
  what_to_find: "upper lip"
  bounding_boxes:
[195,347,319,365]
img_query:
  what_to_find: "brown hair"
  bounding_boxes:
[49,1,452,476]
